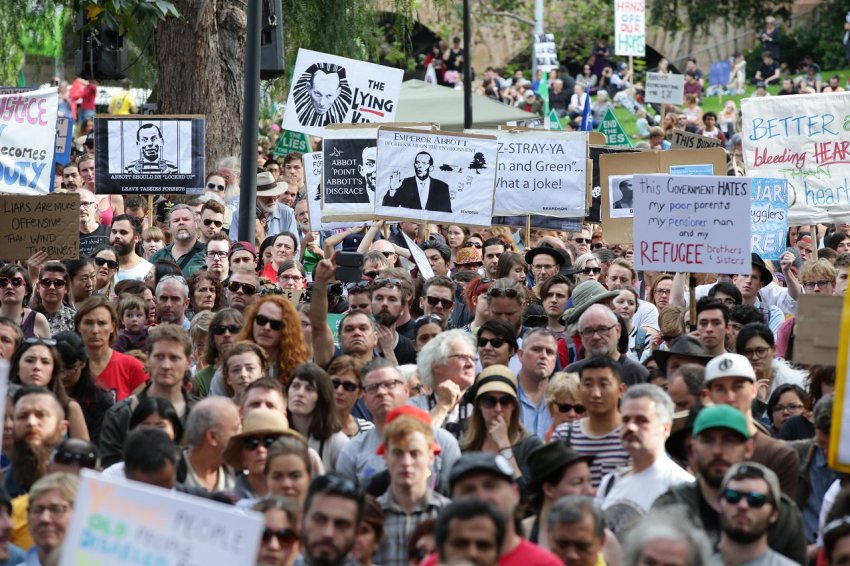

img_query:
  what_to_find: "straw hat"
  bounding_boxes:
[222,409,304,469]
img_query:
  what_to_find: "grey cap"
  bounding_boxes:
[449,452,514,488]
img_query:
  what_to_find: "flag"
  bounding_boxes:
[580,92,593,131]
[424,63,437,85]
[537,71,549,118]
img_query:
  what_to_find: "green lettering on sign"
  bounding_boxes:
[597,108,632,148]
[273,130,311,157]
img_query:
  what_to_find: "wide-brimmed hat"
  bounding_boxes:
[562,280,619,325]
[256,171,287,197]
[527,441,594,496]
[525,245,568,267]
[652,336,713,376]
[473,365,518,399]
[222,409,303,469]
[751,252,773,287]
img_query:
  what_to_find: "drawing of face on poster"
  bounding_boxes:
[124,123,176,174]
[609,174,634,218]
[291,62,353,129]
[384,151,452,213]
[359,145,377,193]
[323,138,376,207]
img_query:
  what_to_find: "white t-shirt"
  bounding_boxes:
[596,454,693,517]
[116,257,153,283]
[632,299,659,332]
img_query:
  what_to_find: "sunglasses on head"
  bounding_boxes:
[39,278,66,289]
[243,436,279,451]
[228,281,257,295]
[425,296,454,309]
[332,378,360,393]
[0,277,25,288]
[556,403,587,414]
[203,218,223,228]
[212,324,241,335]
[380,251,395,258]
[312,473,363,499]
[25,337,57,346]
[487,287,520,298]
[721,488,770,508]
[262,528,298,545]
[373,277,402,288]
[51,448,97,469]
[255,314,284,330]
[93,257,118,269]
[362,271,379,280]
[207,182,225,192]
[478,394,515,408]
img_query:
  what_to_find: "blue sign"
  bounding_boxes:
[751,178,788,261]
[669,164,714,176]
[710,60,731,87]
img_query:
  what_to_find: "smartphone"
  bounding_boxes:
[334,251,364,283]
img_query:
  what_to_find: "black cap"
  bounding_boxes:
[449,452,515,489]
[652,336,712,376]
[527,441,594,495]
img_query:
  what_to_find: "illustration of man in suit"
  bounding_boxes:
[382,151,452,212]
[124,123,177,174]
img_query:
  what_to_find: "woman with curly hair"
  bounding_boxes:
[186,271,224,316]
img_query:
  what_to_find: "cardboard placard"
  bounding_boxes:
[644,73,685,105]
[0,193,79,260]
[830,292,850,472]
[281,288,305,304]
[614,0,645,56]
[0,87,58,195]
[599,148,727,243]
[670,129,723,150]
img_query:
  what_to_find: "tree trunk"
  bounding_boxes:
[154,0,246,170]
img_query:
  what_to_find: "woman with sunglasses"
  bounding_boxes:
[204,172,227,198]
[326,355,374,439]
[193,309,242,398]
[543,372,583,441]
[252,496,300,566]
[222,341,268,405]
[460,276,493,334]
[573,253,602,284]
[477,319,518,369]
[10,338,90,440]
[0,264,50,339]
[31,263,75,335]
[287,363,348,472]
[186,271,224,316]
[459,365,541,491]
[90,245,119,300]
[495,252,529,285]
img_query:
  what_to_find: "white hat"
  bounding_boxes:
[704,353,756,384]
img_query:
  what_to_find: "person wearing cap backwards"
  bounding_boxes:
[228,171,300,248]
[711,462,798,565]
[652,405,806,564]
[702,353,799,499]
[373,406,451,565]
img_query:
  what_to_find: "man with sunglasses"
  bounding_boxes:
[110,214,152,283]
[569,228,592,256]
[78,188,110,259]
[225,268,259,312]
[419,276,455,327]
[198,200,226,245]
[652,405,806,564]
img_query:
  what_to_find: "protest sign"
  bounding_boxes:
[710,60,732,88]
[586,145,639,222]
[632,174,752,274]
[830,291,850,472]
[614,0,645,56]
[644,73,684,105]
[670,129,723,150]
[272,129,311,157]
[506,117,546,129]
[55,116,73,166]
[60,470,264,566]
[669,164,714,176]
[0,87,58,195]
[282,49,404,138]
[0,194,78,259]
[741,91,850,224]
[534,33,559,73]
[597,108,632,147]
[750,178,789,260]
[471,129,586,217]
[492,215,582,232]
[375,127,498,226]
[94,115,205,195]
[608,175,634,218]
[281,289,305,304]
[322,126,378,222]
[303,151,352,231]
[797,295,842,367]
[547,109,563,131]
[401,231,435,280]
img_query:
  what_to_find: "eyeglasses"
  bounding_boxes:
[29,504,70,517]
[203,218,224,228]
[51,447,97,469]
[212,324,241,335]
[654,288,672,296]
[243,436,279,451]
[207,182,225,192]
[582,267,602,275]
[742,346,771,359]
[346,281,372,292]
[463,242,483,248]
[592,243,605,250]
[556,402,587,414]
[478,394,515,408]
[0,277,25,288]
[39,278,66,289]
[362,271,379,280]
[803,280,833,290]
[721,488,770,508]
[448,353,477,364]
[332,378,360,393]
[580,324,616,338]
[93,257,119,269]
[478,336,507,349]
[487,287,520,299]
[531,263,556,271]
[206,251,228,259]
[228,281,257,295]
[415,314,442,327]
[25,337,57,346]
[425,296,454,309]
[363,379,404,395]
[278,274,304,282]
[262,528,298,545]
[255,314,284,330]
[573,237,591,244]
[80,201,96,208]
[773,403,804,413]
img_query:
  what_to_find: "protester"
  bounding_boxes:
[0,265,50,339]
[25,472,78,566]
[298,474,365,566]
[253,496,301,566]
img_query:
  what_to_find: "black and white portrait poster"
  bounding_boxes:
[609,174,634,218]
[375,127,498,226]
[94,115,205,195]
[282,49,404,138]
[303,151,352,231]
[322,126,378,222]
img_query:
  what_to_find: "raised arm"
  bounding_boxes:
[311,256,338,368]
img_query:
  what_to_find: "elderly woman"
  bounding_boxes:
[252,496,301,566]
[26,472,78,566]
[0,264,50,339]
[63,258,96,308]
[543,372,583,441]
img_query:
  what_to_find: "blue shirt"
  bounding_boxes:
[1,544,24,565]
[804,446,836,543]
[518,380,553,439]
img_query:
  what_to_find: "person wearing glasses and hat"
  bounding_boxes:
[228,171,300,250]
[526,245,569,298]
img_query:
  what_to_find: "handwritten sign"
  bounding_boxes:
[741,91,850,225]
[750,178,788,261]
[615,0,645,56]
[633,174,751,274]
[670,129,723,149]
[0,87,58,195]
[645,73,684,105]
[61,470,264,566]
[0,194,78,260]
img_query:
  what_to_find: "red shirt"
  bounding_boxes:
[421,538,562,566]
[94,351,148,402]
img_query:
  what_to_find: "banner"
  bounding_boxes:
[0,194,78,260]
[0,86,58,195]
[94,115,206,195]
[633,174,751,274]
[375,127,498,226]
[60,470,263,566]
[644,73,684,105]
[751,178,789,261]
[741,91,850,224]
[472,130,586,217]
[55,116,73,166]
[670,129,723,150]
[282,49,404,137]
[322,127,378,222]
[710,60,732,88]
[614,0,645,57]
[533,33,559,73]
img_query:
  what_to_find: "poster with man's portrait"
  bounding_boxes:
[94,116,205,195]
[322,127,378,222]
[375,127,498,226]
[282,49,404,138]
[303,151,354,232]
[609,174,635,218]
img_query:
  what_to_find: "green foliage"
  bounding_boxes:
[782,1,850,72]
[0,0,27,84]
[553,0,613,64]
[648,0,793,35]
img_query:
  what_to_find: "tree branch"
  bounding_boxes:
[475,0,535,26]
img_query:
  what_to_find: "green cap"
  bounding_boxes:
[693,405,750,440]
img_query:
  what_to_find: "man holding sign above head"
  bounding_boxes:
[382,151,452,213]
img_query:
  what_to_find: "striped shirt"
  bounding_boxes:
[553,420,630,488]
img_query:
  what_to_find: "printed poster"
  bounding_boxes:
[750,178,789,261]
[608,175,634,218]
[0,86,58,195]
[322,127,378,221]
[303,151,352,231]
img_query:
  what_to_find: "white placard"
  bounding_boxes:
[533,33,559,73]
[614,0,646,57]
[741,91,850,225]
[644,73,684,105]
[401,231,435,280]
[60,470,264,566]
[633,174,751,274]
[282,49,404,138]
[0,87,58,195]
[375,128,498,226]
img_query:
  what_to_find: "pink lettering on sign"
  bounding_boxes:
[0,96,48,126]
[639,241,705,265]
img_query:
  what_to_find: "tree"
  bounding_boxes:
[647,0,793,35]
[469,152,487,173]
